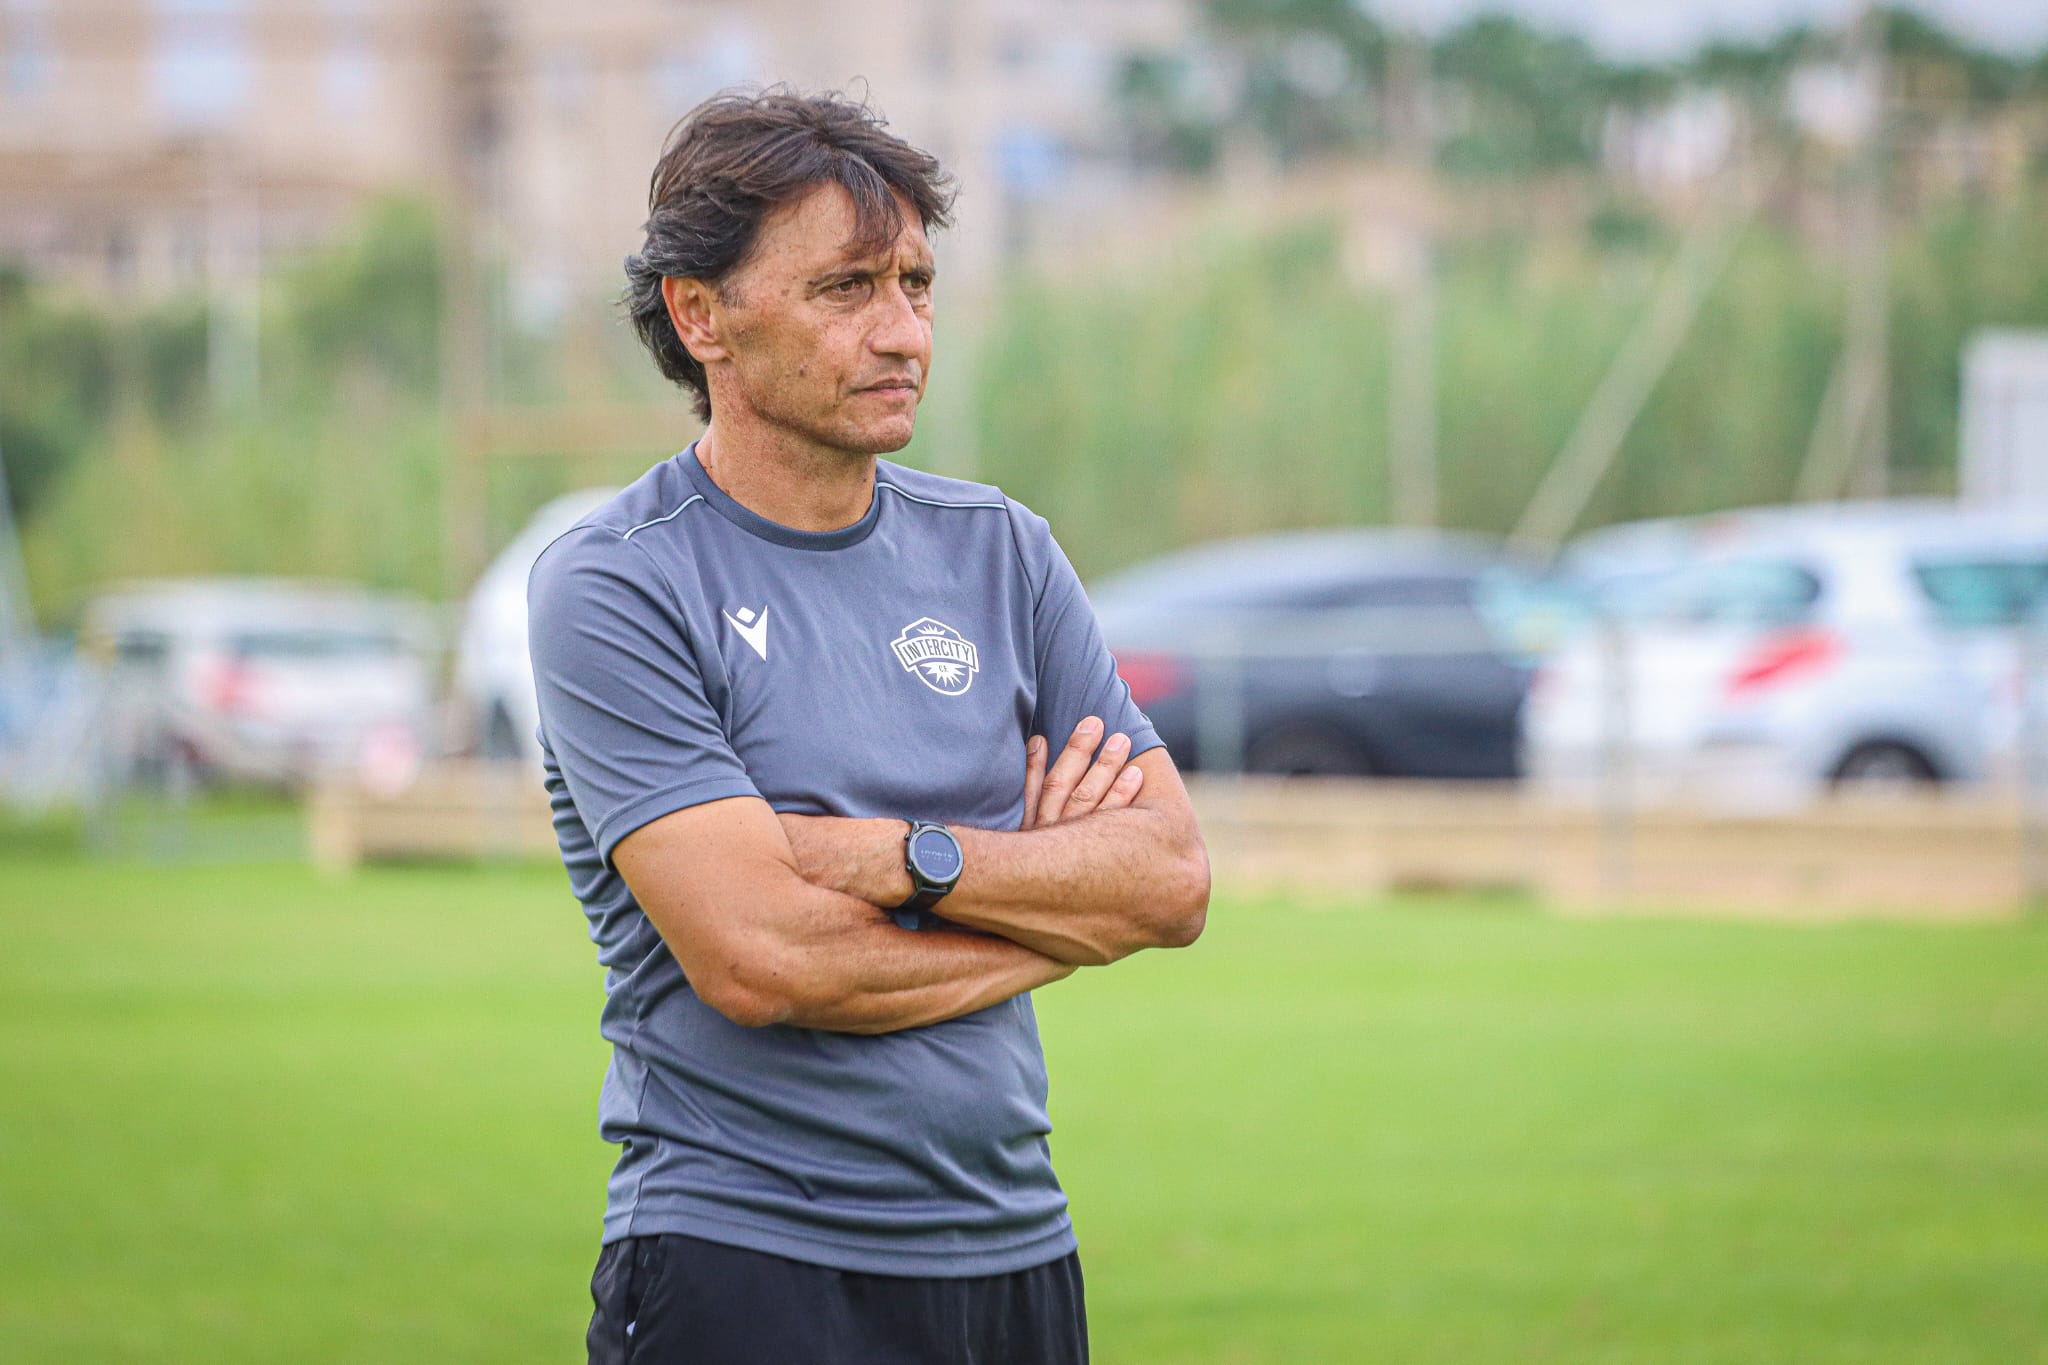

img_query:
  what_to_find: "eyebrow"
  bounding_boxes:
[805,253,936,289]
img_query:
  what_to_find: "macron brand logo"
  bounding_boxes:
[723,605,770,661]
[892,617,979,695]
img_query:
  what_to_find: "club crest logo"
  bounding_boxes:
[892,617,979,696]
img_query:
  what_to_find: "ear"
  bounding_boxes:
[662,277,729,365]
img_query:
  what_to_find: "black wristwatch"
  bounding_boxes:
[892,821,964,930]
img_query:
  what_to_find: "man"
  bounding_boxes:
[527,90,1209,1364]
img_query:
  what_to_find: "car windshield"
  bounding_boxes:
[227,629,408,660]
[1596,559,1822,627]
[111,632,173,666]
[1094,564,1364,614]
[1912,557,2048,627]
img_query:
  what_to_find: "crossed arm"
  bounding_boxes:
[611,720,1209,1035]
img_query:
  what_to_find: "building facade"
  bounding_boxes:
[0,0,1193,302]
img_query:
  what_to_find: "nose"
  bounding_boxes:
[868,278,929,366]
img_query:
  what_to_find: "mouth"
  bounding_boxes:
[858,374,921,397]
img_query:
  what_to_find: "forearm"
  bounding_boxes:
[781,807,1208,967]
[946,808,1209,965]
[688,871,1072,1034]
[777,815,916,905]
[771,913,1075,1034]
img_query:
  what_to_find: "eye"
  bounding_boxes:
[828,277,869,299]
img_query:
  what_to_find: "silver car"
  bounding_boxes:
[1523,502,2048,808]
[455,488,620,761]
[81,578,438,790]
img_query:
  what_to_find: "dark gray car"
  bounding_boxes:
[1090,529,1536,778]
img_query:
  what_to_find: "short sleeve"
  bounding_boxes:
[1013,504,1164,760]
[527,527,760,865]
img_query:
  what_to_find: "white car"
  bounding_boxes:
[455,487,619,760]
[79,578,438,789]
[1523,501,2048,809]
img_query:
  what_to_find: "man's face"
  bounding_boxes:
[700,182,936,457]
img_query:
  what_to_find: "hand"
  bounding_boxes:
[1021,715,1145,830]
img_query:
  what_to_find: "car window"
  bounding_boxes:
[1097,565,1463,615]
[1106,575,1357,614]
[1297,575,1475,611]
[111,631,172,668]
[1912,558,2048,628]
[1266,573,1502,653]
[1607,560,1821,627]
[228,629,406,660]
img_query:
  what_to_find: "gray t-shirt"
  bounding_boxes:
[526,444,1161,1276]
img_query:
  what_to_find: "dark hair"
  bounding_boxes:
[623,89,956,421]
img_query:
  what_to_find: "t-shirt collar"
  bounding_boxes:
[677,441,883,551]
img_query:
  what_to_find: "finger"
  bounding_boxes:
[1036,716,1104,826]
[1096,761,1145,813]
[1063,731,1132,820]
[1020,735,1047,831]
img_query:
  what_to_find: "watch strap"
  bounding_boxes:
[890,884,948,931]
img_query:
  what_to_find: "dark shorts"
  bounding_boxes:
[586,1233,1089,1365]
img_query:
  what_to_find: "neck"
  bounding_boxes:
[693,418,877,534]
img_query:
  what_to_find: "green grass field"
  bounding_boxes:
[2,850,2046,1363]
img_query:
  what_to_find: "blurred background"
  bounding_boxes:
[5,0,2048,848]
[4,2,2048,1362]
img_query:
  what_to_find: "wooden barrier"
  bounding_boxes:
[307,760,558,872]
[308,765,2035,918]
[1192,778,2030,918]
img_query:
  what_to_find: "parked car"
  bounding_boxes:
[455,487,620,760]
[78,578,437,789]
[1093,529,1539,777]
[1523,501,2048,807]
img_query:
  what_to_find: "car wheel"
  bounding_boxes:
[1829,740,1939,790]
[1245,724,1372,777]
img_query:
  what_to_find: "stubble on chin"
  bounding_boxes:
[843,417,917,456]
[775,408,918,463]
[823,390,920,457]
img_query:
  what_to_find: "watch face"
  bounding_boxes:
[909,827,962,884]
